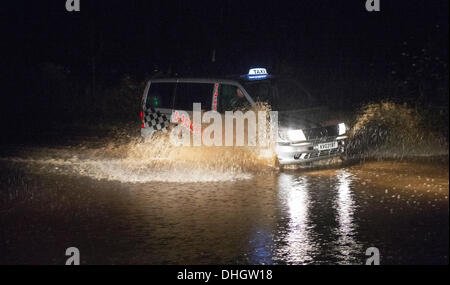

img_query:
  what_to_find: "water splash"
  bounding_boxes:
[7,101,446,182]
[16,104,279,183]
[347,102,448,160]
[72,135,276,183]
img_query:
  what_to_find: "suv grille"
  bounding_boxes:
[302,125,339,141]
[302,147,340,160]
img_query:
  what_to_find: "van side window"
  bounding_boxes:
[219,84,250,112]
[146,82,176,109]
[173,83,214,111]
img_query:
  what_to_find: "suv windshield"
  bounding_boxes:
[241,78,318,111]
[241,80,274,106]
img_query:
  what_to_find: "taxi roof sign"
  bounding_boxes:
[248,68,268,75]
[246,68,269,80]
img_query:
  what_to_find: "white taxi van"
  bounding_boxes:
[140,68,347,165]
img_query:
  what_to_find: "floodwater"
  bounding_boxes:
[0,138,448,265]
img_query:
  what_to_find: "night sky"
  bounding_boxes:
[1,0,448,131]
[4,0,448,76]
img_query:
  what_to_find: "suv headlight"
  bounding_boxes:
[288,129,307,142]
[338,123,347,135]
[279,129,307,142]
[284,129,307,142]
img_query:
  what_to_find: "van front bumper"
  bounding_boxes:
[276,136,347,165]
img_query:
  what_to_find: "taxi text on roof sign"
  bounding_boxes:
[247,68,269,80]
[248,68,268,75]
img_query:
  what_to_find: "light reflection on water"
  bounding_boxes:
[333,170,362,263]
[2,152,448,264]
[271,170,361,264]
[275,174,315,264]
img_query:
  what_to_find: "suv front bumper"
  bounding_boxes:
[276,136,347,165]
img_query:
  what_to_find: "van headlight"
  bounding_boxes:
[338,123,347,135]
[287,129,307,142]
[279,129,307,142]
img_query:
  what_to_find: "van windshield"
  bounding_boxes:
[241,78,318,111]
[274,78,318,110]
[241,80,274,106]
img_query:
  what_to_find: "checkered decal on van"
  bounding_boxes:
[144,107,170,131]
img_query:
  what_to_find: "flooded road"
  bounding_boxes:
[0,141,448,265]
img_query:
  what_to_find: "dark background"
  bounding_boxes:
[1,0,448,137]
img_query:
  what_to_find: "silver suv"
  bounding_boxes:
[140,68,347,165]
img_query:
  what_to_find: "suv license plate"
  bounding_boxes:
[316,141,338,151]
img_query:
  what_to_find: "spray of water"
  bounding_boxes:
[59,103,278,183]
[347,102,448,160]
[7,102,446,182]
